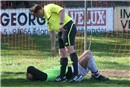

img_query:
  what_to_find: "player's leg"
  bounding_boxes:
[78,50,101,77]
[66,51,90,82]
[55,32,68,82]
[66,46,78,76]
[59,48,68,77]
[86,51,109,81]
[81,51,100,77]
[63,21,78,82]
[78,50,91,69]
[78,50,109,81]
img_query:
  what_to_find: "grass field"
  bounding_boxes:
[1,35,130,87]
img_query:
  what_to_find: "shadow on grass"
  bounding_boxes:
[1,35,130,57]
[91,42,130,57]
[1,78,130,87]
[97,61,130,70]
[2,72,25,75]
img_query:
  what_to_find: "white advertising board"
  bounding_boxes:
[1,8,113,35]
[114,6,130,31]
[67,8,113,33]
[1,9,48,35]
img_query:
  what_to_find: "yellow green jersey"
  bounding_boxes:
[43,66,68,81]
[44,3,72,32]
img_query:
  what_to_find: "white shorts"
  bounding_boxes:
[71,63,89,81]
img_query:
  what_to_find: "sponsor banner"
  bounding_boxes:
[114,6,130,31]
[1,9,49,35]
[67,8,113,33]
[1,8,113,35]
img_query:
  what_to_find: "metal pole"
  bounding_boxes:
[88,0,93,50]
[84,0,87,51]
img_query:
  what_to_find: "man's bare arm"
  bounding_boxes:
[59,8,65,24]
[59,8,65,32]
[50,30,56,56]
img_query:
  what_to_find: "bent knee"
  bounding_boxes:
[84,50,92,60]
[65,46,75,54]
[59,48,68,57]
[84,50,91,55]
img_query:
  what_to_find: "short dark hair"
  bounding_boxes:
[33,5,42,13]
[27,66,47,81]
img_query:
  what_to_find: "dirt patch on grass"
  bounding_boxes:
[99,70,130,78]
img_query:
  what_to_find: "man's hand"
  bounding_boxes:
[51,47,56,57]
[60,25,65,32]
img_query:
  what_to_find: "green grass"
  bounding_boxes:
[1,35,130,87]
[2,76,130,87]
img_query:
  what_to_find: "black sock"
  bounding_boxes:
[66,67,73,80]
[60,58,68,77]
[70,52,78,76]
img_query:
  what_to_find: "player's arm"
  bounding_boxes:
[59,8,65,24]
[50,30,56,56]
[59,8,65,32]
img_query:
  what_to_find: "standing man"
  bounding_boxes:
[30,3,78,82]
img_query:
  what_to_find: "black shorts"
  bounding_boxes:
[58,20,77,48]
